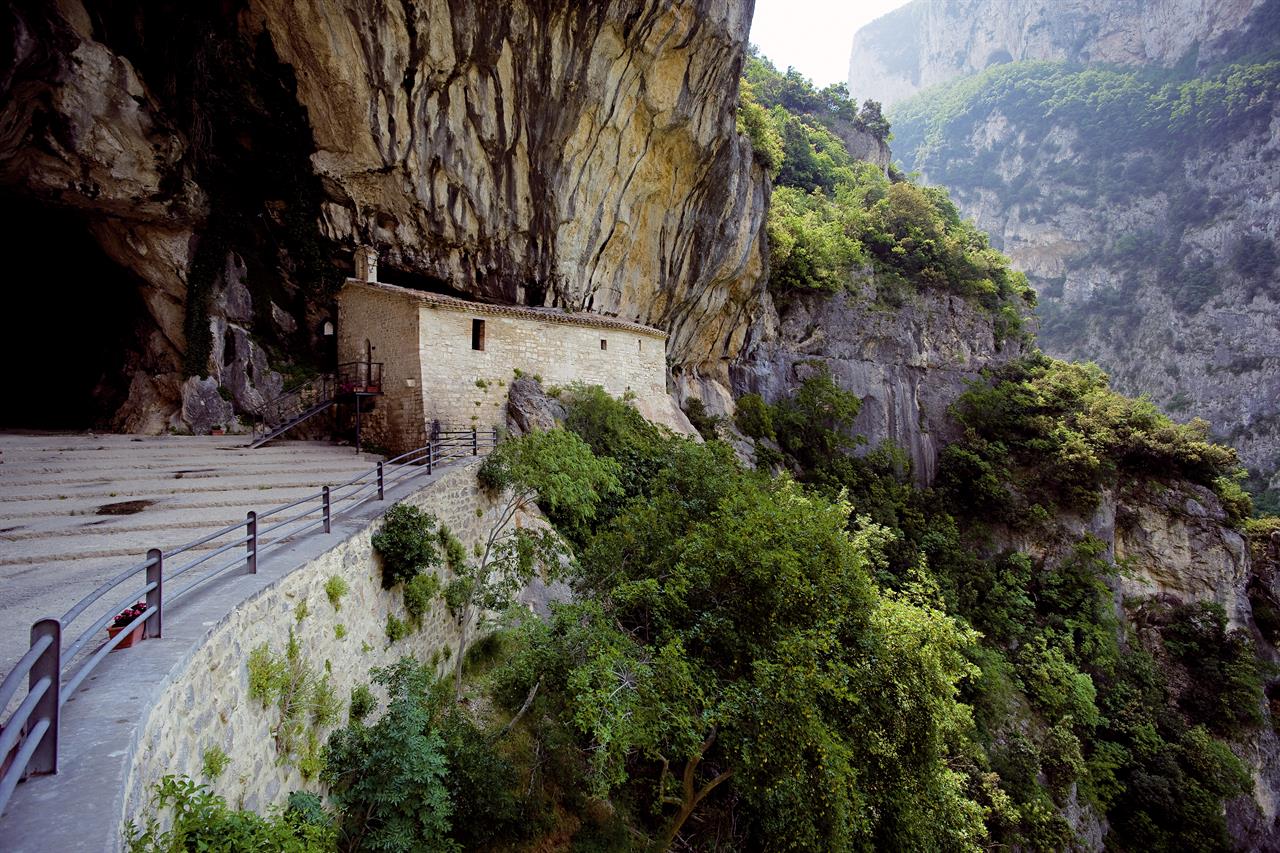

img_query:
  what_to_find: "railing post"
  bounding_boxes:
[492,426,498,448]
[472,427,478,456]
[246,511,257,574]
[144,549,163,639]
[28,618,60,775]
[377,462,385,500]
[427,440,433,475]
[323,486,332,534]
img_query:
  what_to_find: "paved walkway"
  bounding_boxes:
[0,433,380,683]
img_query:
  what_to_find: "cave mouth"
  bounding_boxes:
[0,195,146,430]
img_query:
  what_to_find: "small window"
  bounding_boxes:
[637,338,642,352]
[600,339,608,351]
[471,319,485,351]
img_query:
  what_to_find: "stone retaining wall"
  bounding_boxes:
[122,461,515,820]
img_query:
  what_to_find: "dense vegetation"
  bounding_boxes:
[734,366,1263,851]
[940,353,1252,525]
[738,55,1035,327]
[130,372,1268,851]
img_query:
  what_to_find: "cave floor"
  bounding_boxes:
[0,433,381,691]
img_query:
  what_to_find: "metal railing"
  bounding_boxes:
[0,426,498,818]
[251,362,385,443]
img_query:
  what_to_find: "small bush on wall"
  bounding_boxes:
[371,503,443,588]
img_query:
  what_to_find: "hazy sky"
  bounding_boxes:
[749,0,913,90]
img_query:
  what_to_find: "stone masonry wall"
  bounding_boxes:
[336,284,426,453]
[122,461,521,820]
[339,280,670,452]
[416,304,667,433]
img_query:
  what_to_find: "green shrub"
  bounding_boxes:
[436,706,529,849]
[126,775,335,852]
[371,503,442,588]
[733,393,775,440]
[1015,635,1101,729]
[682,398,723,441]
[324,575,349,610]
[247,632,342,763]
[1040,720,1086,799]
[322,659,455,850]
[1161,601,1264,735]
[385,613,410,644]
[201,746,229,780]
[403,572,441,627]
[350,683,376,722]
[770,363,862,468]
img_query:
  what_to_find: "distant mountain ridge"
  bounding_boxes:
[848,0,1272,107]
[853,0,1280,509]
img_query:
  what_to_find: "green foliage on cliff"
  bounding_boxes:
[739,54,1034,321]
[743,51,890,144]
[738,364,1261,851]
[894,59,1280,168]
[942,352,1250,523]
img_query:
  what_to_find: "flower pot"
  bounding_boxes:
[107,624,144,650]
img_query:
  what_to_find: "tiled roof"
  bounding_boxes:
[344,279,667,339]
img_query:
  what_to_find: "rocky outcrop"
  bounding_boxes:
[505,377,567,436]
[1113,483,1252,626]
[832,120,891,174]
[0,0,767,432]
[848,0,1271,107]
[1001,481,1253,628]
[732,280,1028,485]
[995,479,1279,849]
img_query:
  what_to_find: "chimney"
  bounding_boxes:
[354,245,378,282]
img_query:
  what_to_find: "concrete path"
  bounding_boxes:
[0,433,381,686]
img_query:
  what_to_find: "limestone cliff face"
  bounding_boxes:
[731,280,1028,485]
[254,0,767,380]
[936,104,1280,491]
[848,0,1269,108]
[0,0,766,432]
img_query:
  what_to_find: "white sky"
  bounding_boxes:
[749,0,913,90]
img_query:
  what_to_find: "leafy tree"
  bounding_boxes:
[769,363,863,468]
[322,659,456,852]
[439,428,621,698]
[499,465,987,850]
[858,99,891,141]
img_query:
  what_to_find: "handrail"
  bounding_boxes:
[0,425,499,819]
[251,362,387,443]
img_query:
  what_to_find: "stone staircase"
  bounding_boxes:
[0,434,380,680]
